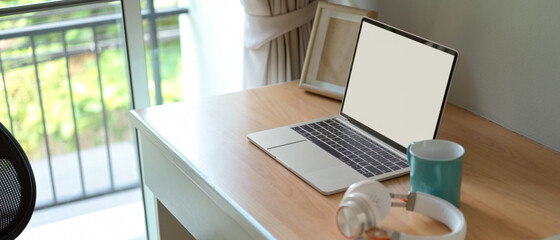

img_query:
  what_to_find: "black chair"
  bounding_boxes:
[0,122,36,240]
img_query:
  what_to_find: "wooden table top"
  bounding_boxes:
[134,81,560,239]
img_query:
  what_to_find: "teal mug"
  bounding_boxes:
[407,139,464,208]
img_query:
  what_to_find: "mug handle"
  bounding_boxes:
[407,142,415,165]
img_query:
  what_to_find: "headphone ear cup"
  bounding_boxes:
[342,180,392,226]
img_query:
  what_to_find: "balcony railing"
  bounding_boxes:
[0,1,187,209]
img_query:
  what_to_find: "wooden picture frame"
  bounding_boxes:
[299,2,377,100]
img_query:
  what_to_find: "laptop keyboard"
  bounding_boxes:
[291,119,409,177]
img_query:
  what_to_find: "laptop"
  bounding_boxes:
[248,17,458,195]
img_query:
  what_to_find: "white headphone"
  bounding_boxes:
[336,180,466,240]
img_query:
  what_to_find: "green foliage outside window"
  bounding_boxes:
[0,1,184,160]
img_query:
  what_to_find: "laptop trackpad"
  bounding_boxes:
[247,127,305,149]
[268,140,340,173]
[268,140,365,195]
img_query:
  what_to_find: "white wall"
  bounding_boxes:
[336,0,560,152]
[184,0,560,152]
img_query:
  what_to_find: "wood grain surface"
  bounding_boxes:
[134,81,560,239]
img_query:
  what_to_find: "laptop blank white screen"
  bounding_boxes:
[341,20,456,149]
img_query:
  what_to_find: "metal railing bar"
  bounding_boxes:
[0,6,189,40]
[2,37,124,69]
[61,30,86,198]
[1,27,180,66]
[0,0,115,17]
[147,0,162,105]
[30,35,58,204]
[92,26,115,191]
[0,53,14,134]
[0,14,122,40]
[0,1,115,22]
[143,7,189,20]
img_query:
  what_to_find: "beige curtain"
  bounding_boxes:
[241,0,319,89]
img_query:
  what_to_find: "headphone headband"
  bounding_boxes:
[396,192,466,240]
